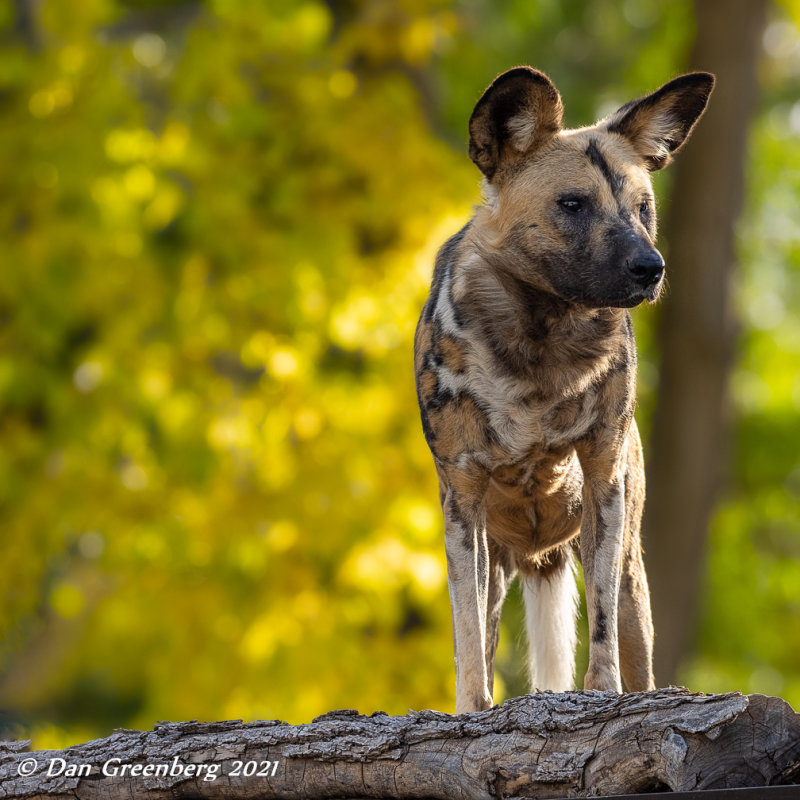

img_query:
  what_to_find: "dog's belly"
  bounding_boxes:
[484,448,584,572]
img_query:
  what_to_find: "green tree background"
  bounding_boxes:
[1,0,799,748]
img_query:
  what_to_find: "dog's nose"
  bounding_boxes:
[627,249,665,285]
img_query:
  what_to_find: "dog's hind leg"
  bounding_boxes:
[523,546,579,692]
[618,542,655,690]
[444,490,492,713]
[484,541,515,700]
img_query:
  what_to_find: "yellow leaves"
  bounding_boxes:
[401,17,438,63]
[49,582,84,619]
[105,128,157,164]
[407,551,445,593]
[257,1,333,52]
[396,497,440,543]
[158,393,199,435]
[329,70,357,99]
[113,231,142,258]
[242,332,309,384]
[269,347,300,379]
[133,528,166,563]
[239,614,279,663]
[105,124,191,167]
[340,3,455,66]
[240,330,271,368]
[28,90,54,119]
[265,519,299,553]
[255,445,295,491]
[290,3,333,48]
[329,294,377,350]
[99,126,187,229]
[159,122,191,166]
[294,261,327,320]
[293,407,323,440]
[144,181,183,230]
[28,80,73,118]
[123,165,156,201]
[207,415,254,452]
[412,212,472,284]
[320,380,397,436]
[239,592,323,664]
[139,368,172,402]
[339,536,446,599]
[59,45,85,75]
[294,589,322,622]
[92,169,184,232]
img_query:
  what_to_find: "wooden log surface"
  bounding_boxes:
[1,689,799,799]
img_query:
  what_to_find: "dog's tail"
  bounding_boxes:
[522,548,579,692]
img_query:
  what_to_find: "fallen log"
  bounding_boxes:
[1,688,799,799]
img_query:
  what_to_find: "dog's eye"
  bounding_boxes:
[639,200,650,218]
[559,198,583,213]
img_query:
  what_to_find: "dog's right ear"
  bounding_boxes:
[468,67,563,181]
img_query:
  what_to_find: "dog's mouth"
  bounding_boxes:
[602,281,663,308]
[642,275,665,303]
[625,272,665,306]
[546,266,665,309]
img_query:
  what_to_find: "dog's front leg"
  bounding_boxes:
[444,491,492,713]
[580,474,625,693]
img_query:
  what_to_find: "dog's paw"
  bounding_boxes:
[455,691,493,714]
[583,666,622,693]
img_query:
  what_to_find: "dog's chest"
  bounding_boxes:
[470,362,600,459]
[428,335,600,462]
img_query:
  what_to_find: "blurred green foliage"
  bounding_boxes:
[1,0,800,748]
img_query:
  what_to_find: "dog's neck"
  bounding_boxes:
[451,234,629,376]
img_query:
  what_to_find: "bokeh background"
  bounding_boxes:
[1,0,800,749]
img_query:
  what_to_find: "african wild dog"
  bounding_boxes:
[414,68,713,713]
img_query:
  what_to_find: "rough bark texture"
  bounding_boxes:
[1,689,799,800]
[643,0,768,685]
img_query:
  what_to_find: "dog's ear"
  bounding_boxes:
[468,67,563,180]
[603,72,715,171]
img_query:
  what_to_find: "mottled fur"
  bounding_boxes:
[415,67,713,712]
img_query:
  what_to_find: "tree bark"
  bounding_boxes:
[643,0,768,685]
[1,690,799,799]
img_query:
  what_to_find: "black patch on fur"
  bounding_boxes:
[426,385,454,412]
[586,139,625,199]
[418,399,435,446]
[429,319,445,367]
[594,504,608,550]
[592,605,608,643]
[424,224,469,324]
[414,363,437,447]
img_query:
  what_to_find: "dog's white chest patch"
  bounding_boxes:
[469,354,599,460]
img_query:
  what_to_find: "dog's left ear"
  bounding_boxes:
[469,67,563,180]
[603,72,715,171]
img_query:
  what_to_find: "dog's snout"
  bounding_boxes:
[627,249,665,285]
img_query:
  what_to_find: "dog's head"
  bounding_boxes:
[468,68,714,308]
